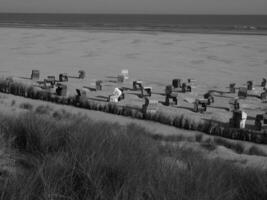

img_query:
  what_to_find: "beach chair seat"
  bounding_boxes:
[228,98,240,111]
[108,88,124,102]
[117,75,125,83]
[142,98,158,114]
[133,80,143,90]
[56,84,67,96]
[165,95,178,106]
[255,114,263,131]
[203,92,214,105]
[264,113,267,124]
[143,87,152,96]
[229,83,236,93]
[31,70,40,81]
[193,99,208,113]
[132,80,151,98]
[78,70,86,79]
[247,81,253,90]
[39,79,54,89]
[238,87,247,99]
[172,79,182,88]
[89,80,103,91]
[230,110,242,128]
[261,90,267,100]
[138,86,152,98]
[165,85,178,106]
[59,73,68,82]
[121,69,129,80]
[182,83,192,93]
[165,85,173,96]
[254,114,267,131]
[75,88,89,105]
[42,82,53,89]
[187,78,196,84]
[230,110,247,129]
[45,76,56,86]
[96,80,103,91]
[261,78,266,88]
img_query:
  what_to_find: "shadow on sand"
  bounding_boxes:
[107,80,118,84]
[176,105,195,112]
[68,75,80,79]
[96,95,109,100]
[208,105,230,111]
[17,76,32,80]
[213,94,233,99]
[127,92,142,98]
[105,76,118,79]
[159,102,194,112]
[247,94,261,99]
[209,89,230,94]
[121,87,135,91]
[88,97,108,103]
[83,86,97,92]
[152,92,166,96]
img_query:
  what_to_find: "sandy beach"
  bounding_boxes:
[0,27,266,87]
[0,27,266,125]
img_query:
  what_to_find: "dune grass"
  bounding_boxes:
[35,104,53,115]
[19,102,33,111]
[0,111,266,200]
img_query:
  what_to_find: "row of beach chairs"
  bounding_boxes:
[229,79,266,100]
[31,70,86,81]
[29,69,267,130]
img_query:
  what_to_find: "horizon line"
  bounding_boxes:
[0,12,267,16]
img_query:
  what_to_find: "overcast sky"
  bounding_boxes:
[0,0,267,15]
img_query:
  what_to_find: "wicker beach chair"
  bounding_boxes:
[31,70,40,81]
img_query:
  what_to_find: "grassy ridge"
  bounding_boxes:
[0,78,267,144]
[0,111,266,200]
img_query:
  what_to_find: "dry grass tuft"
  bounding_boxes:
[0,112,266,200]
[19,102,33,111]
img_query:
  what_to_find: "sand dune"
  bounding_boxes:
[1,93,267,170]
